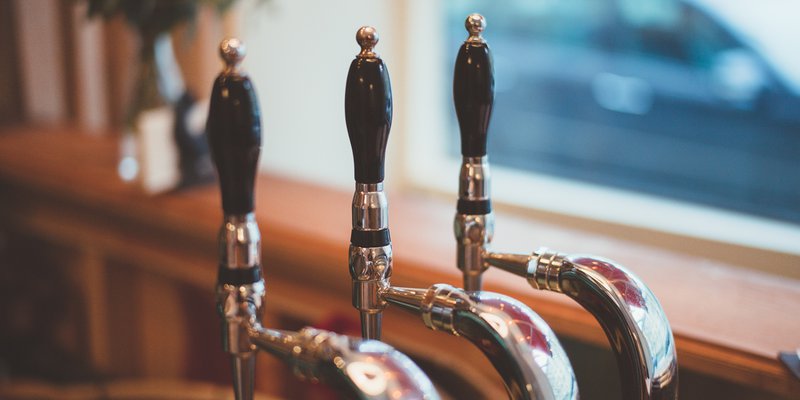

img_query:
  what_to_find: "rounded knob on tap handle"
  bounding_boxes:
[345,26,393,184]
[454,13,494,158]
[207,38,262,215]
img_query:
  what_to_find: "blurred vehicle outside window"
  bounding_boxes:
[445,0,800,224]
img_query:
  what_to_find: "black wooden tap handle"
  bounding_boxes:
[206,38,262,215]
[345,26,393,184]
[453,14,494,158]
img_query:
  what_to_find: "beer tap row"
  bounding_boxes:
[206,14,678,400]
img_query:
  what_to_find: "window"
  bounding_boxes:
[443,0,800,223]
[237,1,799,270]
[407,0,800,265]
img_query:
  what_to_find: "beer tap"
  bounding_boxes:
[208,38,441,400]
[451,14,679,399]
[346,27,578,400]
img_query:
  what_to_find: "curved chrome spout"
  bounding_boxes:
[249,326,440,400]
[383,284,578,400]
[485,249,678,399]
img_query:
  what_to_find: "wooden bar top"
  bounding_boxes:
[0,125,798,396]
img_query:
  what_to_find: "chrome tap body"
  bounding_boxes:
[451,14,679,399]
[383,284,578,399]
[484,250,678,399]
[455,156,494,291]
[350,182,391,339]
[216,269,264,399]
[250,326,440,400]
[346,26,579,399]
[209,38,440,400]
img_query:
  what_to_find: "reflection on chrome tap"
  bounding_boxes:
[219,213,261,270]
[249,326,440,400]
[485,249,679,399]
[383,284,579,400]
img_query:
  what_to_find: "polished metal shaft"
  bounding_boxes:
[360,312,382,340]
[230,354,256,400]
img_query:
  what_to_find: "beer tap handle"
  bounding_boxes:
[345,26,392,184]
[208,38,263,400]
[453,13,494,158]
[345,27,393,340]
[453,15,494,290]
[207,38,262,215]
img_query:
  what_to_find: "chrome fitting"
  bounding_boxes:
[454,213,494,291]
[352,183,388,230]
[381,284,470,335]
[286,327,342,382]
[459,156,491,201]
[219,213,261,269]
[529,248,566,293]
[419,284,471,334]
[217,280,266,355]
[349,245,391,314]
[483,248,566,292]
